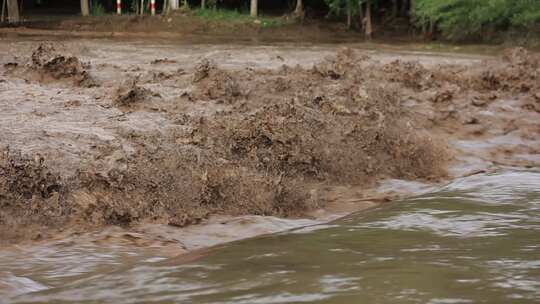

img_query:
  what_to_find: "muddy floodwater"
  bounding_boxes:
[1,35,540,303]
[1,170,539,303]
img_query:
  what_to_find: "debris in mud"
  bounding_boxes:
[168,211,206,228]
[113,78,152,107]
[312,48,366,79]
[383,60,430,90]
[151,71,173,81]
[201,84,446,183]
[29,43,98,87]
[64,100,82,108]
[3,62,18,71]
[6,45,540,244]
[273,77,290,92]
[0,149,65,240]
[471,97,489,107]
[175,68,187,76]
[430,86,455,103]
[523,96,540,113]
[502,47,540,68]
[150,58,177,65]
[192,59,242,101]
[462,116,480,125]
[0,149,62,200]
[192,58,215,83]
[464,49,539,93]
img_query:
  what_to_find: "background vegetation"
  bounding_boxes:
[322,0,540,40]
[415,0,540,40]
[19,0,540,42]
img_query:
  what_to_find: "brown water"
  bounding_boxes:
[2,169,539,303]
[1,37,539,303]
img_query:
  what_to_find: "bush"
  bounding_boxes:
[416,0,540,40]
[92,1,106,16]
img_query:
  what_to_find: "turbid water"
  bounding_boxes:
[2,170,539,303]
[1,38,539,303]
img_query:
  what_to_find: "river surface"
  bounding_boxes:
[2,170,540,303]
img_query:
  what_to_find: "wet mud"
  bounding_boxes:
[5,42,97,87]
[0,39,539,246]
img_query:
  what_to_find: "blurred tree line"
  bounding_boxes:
[198,0,540,40]
[4,0,539,41]
[414,0,540,40]
[323,0,540,40]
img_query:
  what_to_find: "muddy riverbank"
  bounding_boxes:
[0,13,349,44]
[1,38,539,252]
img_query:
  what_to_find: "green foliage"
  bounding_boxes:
[91,1,106,16]
[324,0,368,17]
[205,0,218,9]
[130,0,138,13]
[194,8,287,28]
[511,0,540,27]
[416,0,540,40]
[195,8,250,21]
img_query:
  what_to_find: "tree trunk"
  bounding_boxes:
[80,0,89,16]
[163,0,170,15]
[1,0,7,23]
[365,0,372,39]
[408,0,416,36]
[6,0,19,23]
[201,0,205,9]
[391,0,398,19]
[294,0,303,15]
[400,0,407,16]
[409,0,415,20]
[358,0,363,30]
[250,0,257,17]
[428,17,435,40]
[346,1,352,30]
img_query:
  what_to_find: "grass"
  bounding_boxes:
[193,8,288,28]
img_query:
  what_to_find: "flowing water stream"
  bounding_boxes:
[2,170,539,303]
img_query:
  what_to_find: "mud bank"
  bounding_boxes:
[0,14,348,44]
[1,40,539,250]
